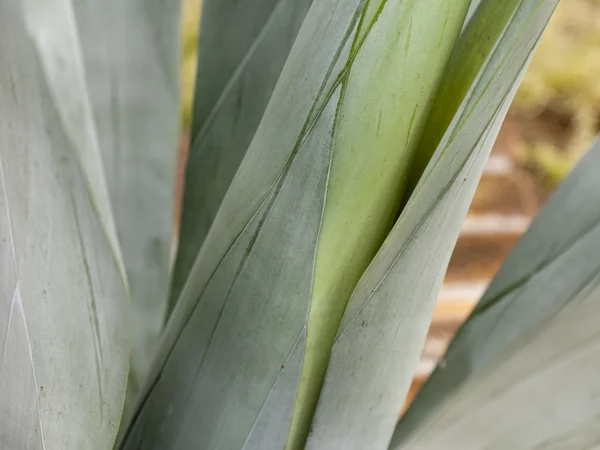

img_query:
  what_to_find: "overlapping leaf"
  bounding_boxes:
[121,1,366,445]
[391,139,600,449]
[0,0,128,448]
[70,0,181,401]
[306,1,557,448]
[120,0,558,449]
[169,0,314,310]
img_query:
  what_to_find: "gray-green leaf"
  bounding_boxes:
[72,0,181,404]
[122,0,553,449]
[0,0,128,448]
[306,1,557,448]
[120,1,557,449]
[169,0,314,311]
[120,1,387,447]
[393,139,600,449]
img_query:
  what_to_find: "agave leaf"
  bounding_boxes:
[120,0,467,447]
[169,0,314,310]
[286,1,471,446]
[70,0,181,401]
[464,0,482,26]
[0,1,128,448]
[392,140,600,449]
[305,1,557,448]
[121,0,559,448]
[407,0,532,191]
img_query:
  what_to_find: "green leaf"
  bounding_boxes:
[286,1,471,446]
[393,139,600,449]
[0,0,128,448]
[70,0,181,405]
[122,0,552,449]
[120,0,464,446]
[169,0,314,310]
[406,0,530,192]
[120,0,557,448]
[305,1,557,448]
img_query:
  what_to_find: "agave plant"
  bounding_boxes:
[4,0,599,449]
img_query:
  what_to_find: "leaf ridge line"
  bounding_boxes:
[0,288,18,384]
[71,194,105,423]
[0,147,17,275]
[241,329,306,450]
[189,0,290,153]
[15,288,48,450]
[472,214,600,317]
[22,0,129,291]
[432,266,600,430]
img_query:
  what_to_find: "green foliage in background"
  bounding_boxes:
[5,1,600,450]
[513,0,600,182]
[181,0,202,129]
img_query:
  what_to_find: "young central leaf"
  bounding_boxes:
[286,0,470,448]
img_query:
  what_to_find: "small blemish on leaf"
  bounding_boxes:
[406,103,419,146]
[405,18,413,55]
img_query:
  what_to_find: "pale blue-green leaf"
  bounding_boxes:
[120,0,558,447]
[306,103,510,450]
[464,0,482,26]
[0,1,128,448]
[22,0,125,279]
[169,0,314,310]
[392,140,600,449]
[121,82,340,450]
[67,0,181,403]
[306,1,557,448]
[119,0,371,447]
[241,331,307,450]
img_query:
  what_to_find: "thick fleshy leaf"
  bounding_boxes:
[121,0,465,447]
[305,1,557,448]
[71,0,181,401]
[120,1,556,449]
[169,0,314,309]
[286,1,471,446]
[392,140,600,449]
[0,1,128,449]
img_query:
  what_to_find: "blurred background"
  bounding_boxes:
[178,0,600,412]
